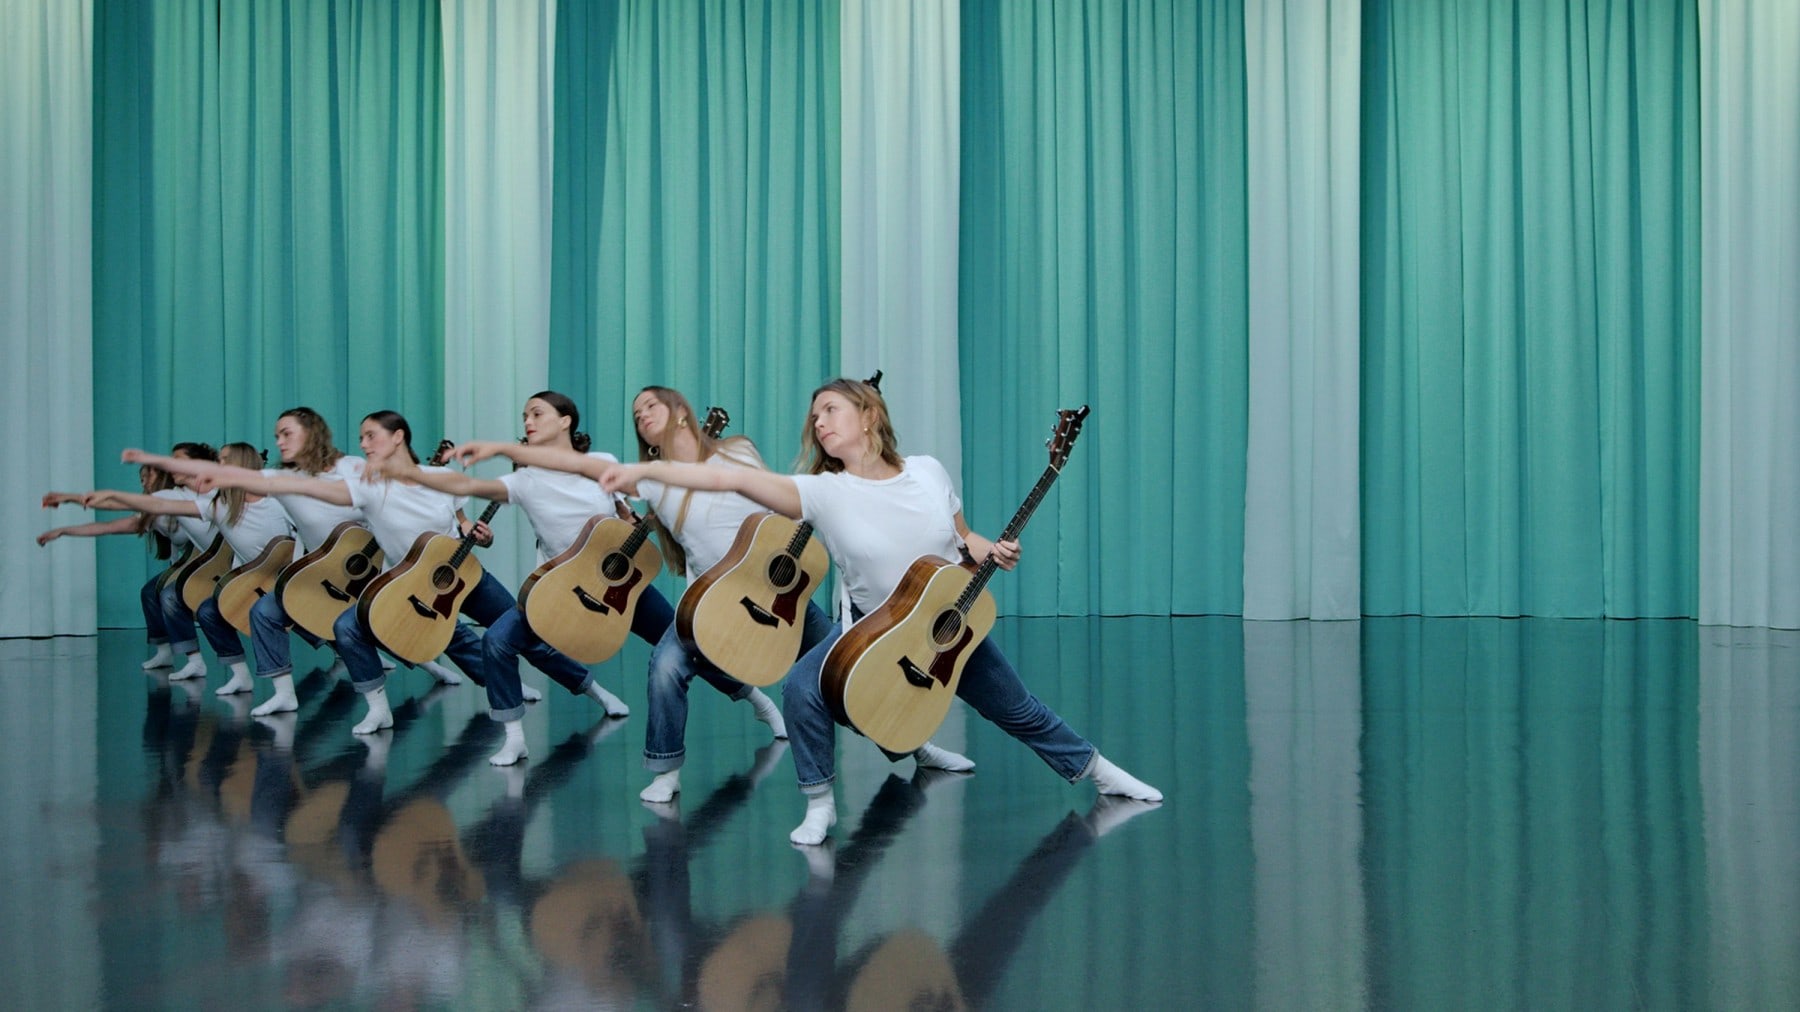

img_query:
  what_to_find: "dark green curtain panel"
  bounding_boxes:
[1360,0,1699,618]
[549,0,839,461]
[959,0,1249,617]
[92,0,444,626]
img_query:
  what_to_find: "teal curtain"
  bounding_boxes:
[959,0,1248,617]
[1360,0,1699,618]
[92,0,444,626]
[549,0,839,467]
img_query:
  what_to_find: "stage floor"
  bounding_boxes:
[3,617,1798,1009]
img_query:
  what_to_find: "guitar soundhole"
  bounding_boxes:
[345,555,368,578]
[430,564,457,592]
[930,610,964,649]
[600,552,630,583]
[766,555,798,592]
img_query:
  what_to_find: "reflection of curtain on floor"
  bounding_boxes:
[1245,620,1366,1007]
[90,0,444,625]
[1699,0,1800,629]
[1700,626,1800,1007]
[442,0,556,592]
[1361,2,1698,618]
[959,0,1248,617]
[547,0,839,466]
[1242,0,1362,621]
[3,0,94,636]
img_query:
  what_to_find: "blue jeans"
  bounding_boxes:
[645,600,832,772]
[333,569,517,694]
[141,575,169,645]
[195,596,246,664]
[781,622,1097,789]
[249,591,327,679]
[158,582,198,654]
[480,585,676,721]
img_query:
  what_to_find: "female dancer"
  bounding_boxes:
[142,411,525,735]
[85,442,295,695]
[128,408,458,716]
[591,377,1162,844]
[366,391,691,766]
[41,452,199,669]
[452,384,969,804]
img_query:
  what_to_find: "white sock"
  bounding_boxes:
[420,660,462,686]
[215,661,254,696]
[583,681,629,717]
[142,644,175,669]
[169,653,206,681]
[1087,753,1163,802]
[521,683,543,703]
[489,720,529,766]
[913,741,975,773]
[789,790,837,846]
[639,770,681,803]
[745,688,787,739]
[353,687,394,735]
[252,674,299,717]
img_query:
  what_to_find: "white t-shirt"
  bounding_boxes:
[195,490,297,565]
[496,452,622,563]
[635,442,770,582]
[154,487,216,552]
[265,456,366,552]
[791,455,963,615]
[347,467,469,568]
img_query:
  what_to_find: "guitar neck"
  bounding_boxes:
[956,462,1065,612]
[447,499,504,568]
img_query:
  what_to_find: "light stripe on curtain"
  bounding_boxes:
[442,0,557,592]
[2,0,94,637]
[839,0,964,472]
[548,0,839,475]
[1698,0,1800,629]
[92,0,445,626]
[1360,0,1698,619]
[1242,0,1362,621]
[959,0,1249,617]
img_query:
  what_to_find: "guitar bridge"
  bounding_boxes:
[407,595,437,619]
[573,587,611,614]
[899,656,934,689]
[739,597,780,628]
[322,580,351,602]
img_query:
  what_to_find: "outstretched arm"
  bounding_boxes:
[82,490,201,517]
[122,449,259,483]
[599,460,803,519]
[42,491,88,508]
[187,469,353,506]
[38,516,143,546]
[365,455,509,501]
[449,441,603,479]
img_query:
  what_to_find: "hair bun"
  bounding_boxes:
[572,431,593,453]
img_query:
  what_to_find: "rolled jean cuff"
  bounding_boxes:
[490,705,525,723]
[351,672,387,694]
[171,639,198,654]
[643,750,684,774]
[147,635,169,646]
[259,664,293,680]
[1070,748,1100,785]
[798,775,836,794]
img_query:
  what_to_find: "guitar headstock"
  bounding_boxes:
[426,439,456,467]
[1047,406,1090,472]
[702,406,730,439]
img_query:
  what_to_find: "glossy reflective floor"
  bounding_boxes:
[4,618,1799,1009]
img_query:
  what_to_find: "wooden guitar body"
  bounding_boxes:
[820,555,997,754]
[213,536,297,634]
[519,515,663,664]
[676,512,829,686]
[178,535,234,613]
[277,522,385,641]
[356,531,485,663]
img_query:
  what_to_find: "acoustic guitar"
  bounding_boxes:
[356,440,501,663]
[517,406,730,664]
[213,535,297,634]
[177,535,235,614]
[675,513,828,685]
[819,406,1089,753]
[276,521,385,641]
